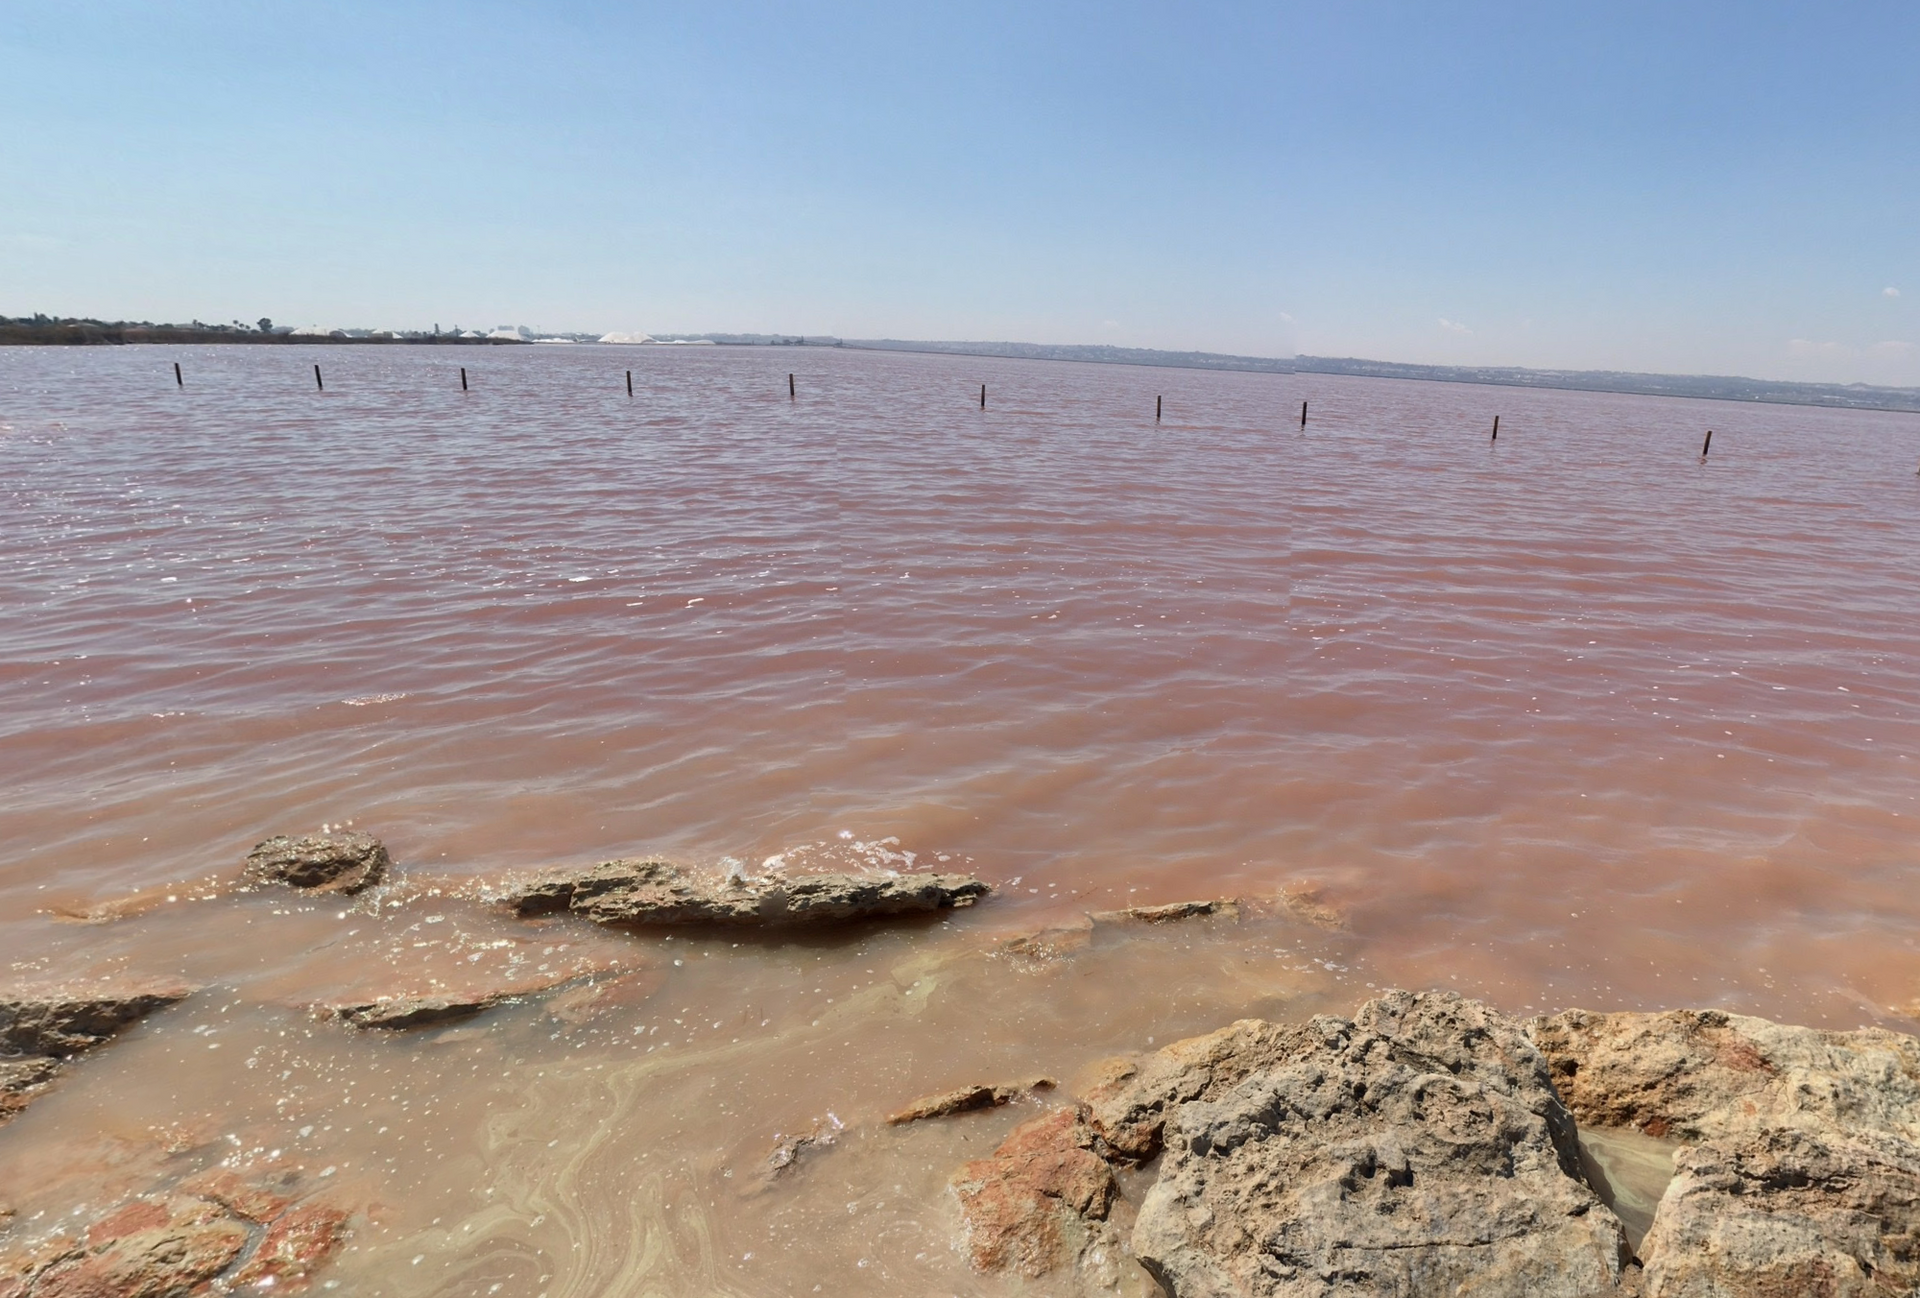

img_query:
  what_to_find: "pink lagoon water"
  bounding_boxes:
[2,342,1919,1293]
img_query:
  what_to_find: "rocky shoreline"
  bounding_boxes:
[4,832,1917,1295]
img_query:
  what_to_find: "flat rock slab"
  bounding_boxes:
[501,857,989,928]
[0,980,193,1126]
[1128,990,1631,1297]
[1532,1007,1920,1294]
[244,833,389,895]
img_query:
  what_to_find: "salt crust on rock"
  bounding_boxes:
[1532,1007,1920,1296]
[243,832,389,895]
[1128,990,1629,1297]
[501,857,989,927]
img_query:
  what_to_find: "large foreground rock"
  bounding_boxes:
[243,832,389,895]
[1532,1007,1920,1295]
[501,858,989,928]
[1129,991,1630,1297]
[0,980,192,1125]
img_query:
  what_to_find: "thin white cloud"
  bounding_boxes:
[1885,286,1902,298]
[1870,340,1913,356]
[1787,338,1846,357]
[1438,317,1471,335]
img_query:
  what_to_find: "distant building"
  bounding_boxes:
[599,332,653,344]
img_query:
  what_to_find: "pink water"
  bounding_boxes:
[3,343,1919,1293]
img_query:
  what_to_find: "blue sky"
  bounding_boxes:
[4,2,1916,382]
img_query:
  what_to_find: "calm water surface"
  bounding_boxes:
[3,344,1919,1293]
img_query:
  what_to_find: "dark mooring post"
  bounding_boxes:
[980,383,986,409]
[460,366,468,391]
[626,370,633,397]
[1300,400,1308,429]
[1491,415,1500,443]
[314,364,324,392]
[173,362,182,388]
[1156,395,1163,422]
[1701,429,1714,459]
[789,373,795,400]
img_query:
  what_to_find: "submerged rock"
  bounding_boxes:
[1090,899,1237,926]
[951,1105,1121,1279]
[0,1173,348,1296]
[243,832,389,895]
[0,980,193,1125]
[1131,990,1630,1297]
[501,857,989,928]
[887,1078,1056,1126]
[1532,1007,1920,1293]
[326,992,516,1030]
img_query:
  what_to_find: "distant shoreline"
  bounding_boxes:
[8,319,1918,415]
[0,321,524,347]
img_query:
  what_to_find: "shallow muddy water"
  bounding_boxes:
[3,343,1919,1292]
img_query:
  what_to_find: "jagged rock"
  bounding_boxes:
[1642,1125,1920,1297]
[1091,899,1237,926]
[0,1059,58,1121]
[951,1105,1121,1278]
[1530,1007,1920,1143]
[1532,1007,1920,1293]
[0,983,194,1058]
[0,981,193,1126]
[1130,990,1631,1297]
[243,832,389,895]
[1084,1018,1305,1162]
[887,1078,1056,1125]
[501,857,989,928]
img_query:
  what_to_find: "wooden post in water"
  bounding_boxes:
[789,373,795,401]
[173,362,182,388]
[460,367,468,391]
[1300,400,1308,428]
[1491,415,1500,443]
[1156,395,1162,422]
[980,383,986,409]
[626,370,633,397]
[1701,429,1713,459]
[314,364,324,392]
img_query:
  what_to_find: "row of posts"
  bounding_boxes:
[163,362,1744,458]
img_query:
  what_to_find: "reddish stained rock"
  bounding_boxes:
[243,833,389,896]
[17,1197,249,1298]
[0,1171,349,1296]
[228,1203,351,1291]
[950,1105,1118,1278]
